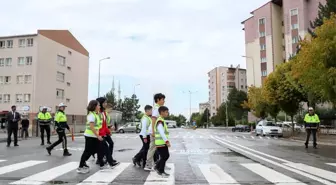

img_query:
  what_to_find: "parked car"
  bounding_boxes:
[232,125,251,132]
[256,120,283,137]
[117,122,140,133]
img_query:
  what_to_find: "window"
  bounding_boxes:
[56,89,64,99]
[26,56,32,65]
[17,75,24,84]
[57,55,66,66]
[24,75,32,84]
[291,23,299,30]
[27,38,33,47]
[259,31,265,37]
[0,76,3,84]
[0,94,2,103]
[67,66,71,70]
[260,44,266,50]
[259,18,265,25]
[7,40,13,48]
[0,41,5,48]
[5,58,12,66]
[4,76,11,84]
[4,94,10,103]
[261,70,267,76]
[24,94,31,103]
[19,39,25,47]
[16,94,23,103]
[66,98,70,103]
[0,58,4,67]
[290,9,298,16]
[68,51,72,55]
[67,82,71,86]
[261,57,267,63]
[56,72,65,82]
[292,36,299,43]
[18,57,25,66]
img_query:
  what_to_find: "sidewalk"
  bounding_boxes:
[289,133,336,146]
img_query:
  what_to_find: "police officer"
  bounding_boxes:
[38,106,52,145]
[304,107,320,149]
[46,103,71,156]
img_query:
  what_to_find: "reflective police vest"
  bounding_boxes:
[140,115,152,134]
[38,112,52,125]
[154,116,169,146]
[84,111,102,137]
[103,111,111,127]
[54,111,67,129]
[304,113,320,128]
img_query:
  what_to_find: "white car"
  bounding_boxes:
[256,120,283,137]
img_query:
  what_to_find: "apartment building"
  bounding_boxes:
[199,102,210,114]
[0,30,89,120]
[242,0,325,87]
[208,65,247,116]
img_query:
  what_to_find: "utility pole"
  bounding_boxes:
[183,90,197,123]
[226,102,228,127]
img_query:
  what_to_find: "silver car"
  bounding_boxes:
[118,122,140,133]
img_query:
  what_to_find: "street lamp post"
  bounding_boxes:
[183,90,197,123]
[242,55,255,86]
[133,84,140,122]
[98,57,111,97]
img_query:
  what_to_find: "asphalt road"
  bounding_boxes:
[0,128,335,185]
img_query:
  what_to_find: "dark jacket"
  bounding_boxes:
[6,111,21,128]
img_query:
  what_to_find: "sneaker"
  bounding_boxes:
[161,172,170,177]
[100,164,114,170]
[76,167,89,174]
[83,163,90,169]
[144,166,153,171]
[132,158,140,167]
[111,161,120,168]
[46,148,51,155]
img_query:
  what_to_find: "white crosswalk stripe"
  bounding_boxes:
[198,164,238,184]
[241,163,306,185]
[0,159,335,184]
[0,160,6,163]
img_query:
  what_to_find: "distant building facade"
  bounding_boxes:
[199,102,210,114]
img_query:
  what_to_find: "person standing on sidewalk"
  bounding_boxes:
[133,105,152,168]
[144,93,165,171]
[95,97,120,167]
[6,105,21,147]
[20,115,29,139]
[37,107,52,145]
[46,103,71,156]
[304,107,320,149]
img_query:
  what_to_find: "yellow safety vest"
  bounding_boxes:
[38,112,52,125]
[140,115,152,133]
[55,111,67,122]
[84,111,102,137]
[304,113,320,123]
[154,116,169,146]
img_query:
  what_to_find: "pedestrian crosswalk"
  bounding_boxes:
[0,159,335,184]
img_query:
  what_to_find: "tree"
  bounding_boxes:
[166,113,187,127]
[309,0,336,37]
[210,103,227,126]
[201,108,210,124]
[117,94,141,121]
[263,73,281,122]
[104,90,118,109]
[226,87,248,122]
[242,86,268,118]
[190,112,203,127]
[291,14,336,106]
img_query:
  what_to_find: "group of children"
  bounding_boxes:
[132,93,171,177]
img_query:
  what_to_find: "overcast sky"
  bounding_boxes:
[1,0,267,118]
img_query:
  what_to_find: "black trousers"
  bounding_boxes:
[97,138,114,167]
[104,135,115,160]
[156,146,170,173]
[48,130,67,149]
[305,129,317,146]
[21,127,29,138]
[134,135,150,163]
[7,126,18,146]
[79,136,98,167]
[40,125,51,143]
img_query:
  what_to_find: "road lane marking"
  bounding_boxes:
[11,162,78,185]
[327,163,336,167]
[198,164,239,184]
[144,163,174,185]
[235,136,238,139]
[77,163,130,185]
[259,136,263,139]
[0,160,47,175]
[211,136,335,185]
[284,163,336,182]
[266,137,270,139]
[241,163,306,185]
[0,159,6,163]
[251,136,255,139]
[242,136,246,139]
